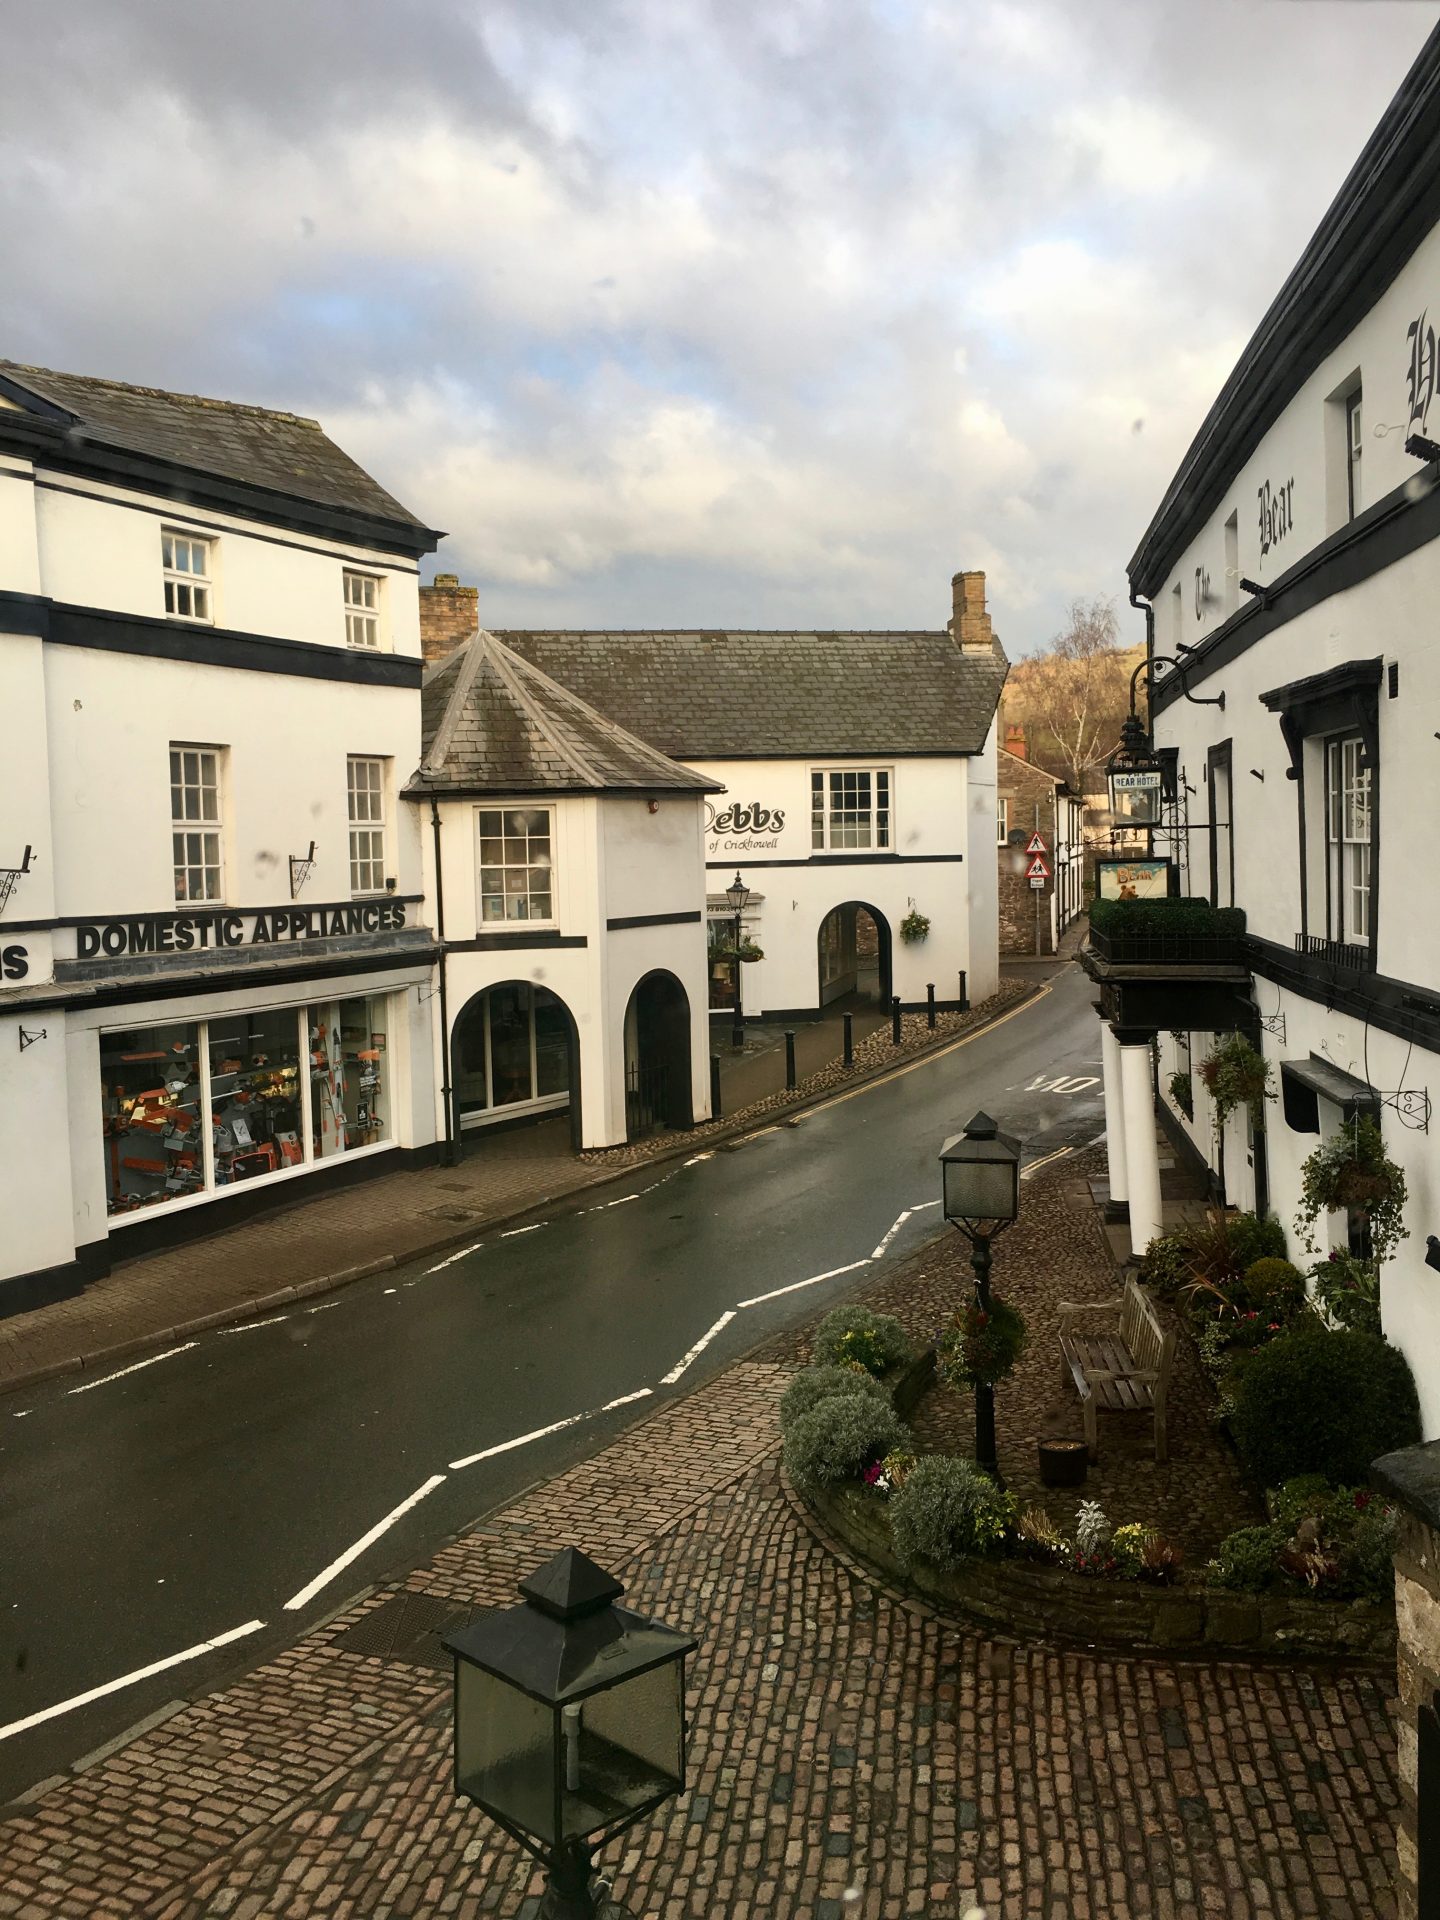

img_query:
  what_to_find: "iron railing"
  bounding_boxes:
[1295,933,1372,973]
[1088,925,1248,966]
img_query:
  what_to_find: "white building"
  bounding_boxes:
[1101,28,1440,1437]
[0,361,441,1307]
[410,629,719,1150]
[436,569,1009,1033]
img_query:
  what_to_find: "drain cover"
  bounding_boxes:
[332,1590,472,1670]
[425,1206,478,1223]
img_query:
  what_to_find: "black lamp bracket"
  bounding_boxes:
[289,841,317,900]
[1130,655,1225,718]
[0,843,35,916]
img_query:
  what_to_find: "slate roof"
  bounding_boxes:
[412,630,721,797]
[0,360,433,537]
[492,630,1008,758]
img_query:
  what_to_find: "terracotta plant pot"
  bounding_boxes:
[1037,1437,1088,1488]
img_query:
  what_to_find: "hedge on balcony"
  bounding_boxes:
[1089,898,1247,939]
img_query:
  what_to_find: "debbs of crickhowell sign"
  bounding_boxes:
[75,900,410,960]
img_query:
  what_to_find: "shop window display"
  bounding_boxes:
[208,1009,304,1185]
[101,1022,204,1215]
[453,984,570,1124]
[309,997,389,1158]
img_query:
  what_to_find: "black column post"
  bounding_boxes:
[731,909,743,1050]
[926,983,936,1029]
[710,1053,721,1120]
[958,969,969,1012]
[890,995,902,1045]
[784,1030,796,1090]
[843,1012,853,1067]
[970,1232,1001,1485]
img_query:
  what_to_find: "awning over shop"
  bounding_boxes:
[1280,1056,1379,1135]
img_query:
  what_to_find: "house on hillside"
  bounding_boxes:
[0,359,441,1310]
[996,730,1085,955]
[420,570,1009,1033]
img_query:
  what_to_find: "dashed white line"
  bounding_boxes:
[306,1302,339,1314]
[661,1311,736,1385]
[683,1152,714,1166]
[282,1475,447,1612]
[604,1192,639,1208]
[0,1619,266,1745]
[219,1315,290,1334]
[450,1411,592,1471]
[601,1387,653,1412]
[738,1259,873,1309]
[67,1344,198,1396]
[500,1223,544,1239]
[871,1210,912,1259]
[425,1239,487,1274]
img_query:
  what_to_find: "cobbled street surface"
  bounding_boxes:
[1,1148,1400,1919]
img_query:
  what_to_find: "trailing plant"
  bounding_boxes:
[779,1364,890,1434]
[1168,1070,1194,1120]
[717,936,765,963]
[1295,1116,1408,1265]
[898,908,931,944]
[782,1394,909,1497]
[812,1306,912,1376]
[1226,1325,1421,1487]
[938,1295,1027,1389]
[887,1456,1016,1568]
[1310,1250,1382,1337]
[1197,1033,1275,1135]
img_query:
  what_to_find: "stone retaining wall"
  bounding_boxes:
[807,1481,1396,1663]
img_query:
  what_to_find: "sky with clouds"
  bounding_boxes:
[2,0,1435,653]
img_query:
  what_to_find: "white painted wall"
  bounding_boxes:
[1,1011,77,1277]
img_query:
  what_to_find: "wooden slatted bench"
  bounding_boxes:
[1057,1277,1177,1463]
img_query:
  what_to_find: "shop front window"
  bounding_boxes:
[309,997,390,1157]
[453,984,570,1124]
[707,914,738,1011]
[208,1008,305,1186]
[101,1021,205,1215]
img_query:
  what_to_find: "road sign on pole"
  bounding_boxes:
[1024,831,1049,855]
[1025,854,1051,881]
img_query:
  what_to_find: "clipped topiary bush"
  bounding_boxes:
[887,1455,1015,1569]
[1236,1257,1306,1320]
[1207,1525,1283,1593]
[1226,1326,1421,1488]
[779,1364,890,1434]
[812,1305,912,1376]
[782,1394,908,1497]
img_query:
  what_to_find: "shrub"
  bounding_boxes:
[1296,1115,1408,1264]
[1139,1531,1184,1584]
[1266,1475,1335,1531]
[1075,1499,1110,1559]
[1015,1504,1066,1560]
[812,1305,912,1376]
[1168,1070,1194,1120]
[1089,898,1246,940]
[1338,1502,1399,1603]
[1311,1250,1382,1337]
[1207,1525,1283,1593]
[1139,1232,1193,1298]
[782,1394,908,1497]
[938,1295,1027,1389]
[1236,1257,1306,1320]
[1109,1522,1151,1579]
[1228,1212,1289,1270]
[779,1364,890,1433]
[887,1456,1014,1569]
[1227,1326,1422,1487]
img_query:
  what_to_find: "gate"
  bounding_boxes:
[626,1060,670,1137]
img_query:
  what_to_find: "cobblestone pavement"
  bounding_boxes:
[2,1181,1398,1919]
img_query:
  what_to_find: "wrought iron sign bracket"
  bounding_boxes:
[18,1025,47,1052]
[1258,1011,1287,1042]
[1379,1087,1431,1133]
[289,842,317,900]
[0,843,35,916]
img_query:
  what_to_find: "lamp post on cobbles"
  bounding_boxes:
[444,1547,697,1920]
[725,870,749,1051]
[939,1111,1022,1485]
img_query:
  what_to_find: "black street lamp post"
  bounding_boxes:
[725,871,749,1051]
[444,1548,697,1920]
[939,1111,1022,1483]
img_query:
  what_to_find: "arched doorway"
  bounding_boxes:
[817,903,891,1008]
[451,981,580,1148]
[623,970,693,1139]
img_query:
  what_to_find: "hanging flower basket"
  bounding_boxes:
[938,1295,1027,1389]
[899,909,931,945]
[1197,1034,1273,1134]
[1296,1115,1408,1263]
[718,938,765,963]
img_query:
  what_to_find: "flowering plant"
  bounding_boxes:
[938,1295,1027,1389]
[1295,1116,1408,1263]
[862,1448,916,1499]
[1075,1499,1110,1560]
[1310,1249,1381,1336]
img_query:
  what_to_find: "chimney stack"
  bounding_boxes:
[1005,723,1027,761]
[420,574,479,664]
[950,570,997,655]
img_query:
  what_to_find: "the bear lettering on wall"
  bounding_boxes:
[1,944,28,980]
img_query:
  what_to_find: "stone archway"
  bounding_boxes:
[816,901,892,1009]
[623,970,694,1139]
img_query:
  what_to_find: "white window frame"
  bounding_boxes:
[1346,389,1363,522]
[347,757,389,897]
[343,570,383,650]
[170,744,225,902]
[475,806,556,928]
[1325,733,1371,945]
[810,765,893,853]
[996,797,1009,845]
[162,529,214,624]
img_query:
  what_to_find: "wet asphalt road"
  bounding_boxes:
[0,964,1103,1803]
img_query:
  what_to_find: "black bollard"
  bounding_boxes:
[891,995,902,1045]
[784,1030,796,1090]
[843,1012,854,1067]
[710,1053,722,1120]
[958,969,969,1012]
[926,983,936,1029]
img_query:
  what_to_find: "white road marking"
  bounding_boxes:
[871,1210,912,1259]
[601,1387,653,1411]
[0,1619,266,1745]
[912,1199,942,1212]
[220,1316,291,1334]
[661,1311,736,1385]
[683,1152,714,1166]
[282,1475,447,1612]
[306,1302,339,1314]
[604,1193,639,1208]
[67,1344,198,1395]
[12,1409,31,1418]
[450,1411,592,1471]
[738,1259,872,1308]
[425,1239,487,1273]
[500,1223,544,1239]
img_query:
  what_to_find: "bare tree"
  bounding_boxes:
[1002,598,1143,792]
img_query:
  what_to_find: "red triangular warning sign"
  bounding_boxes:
[1026,855,1051,879]
[1024,831,1049,855]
